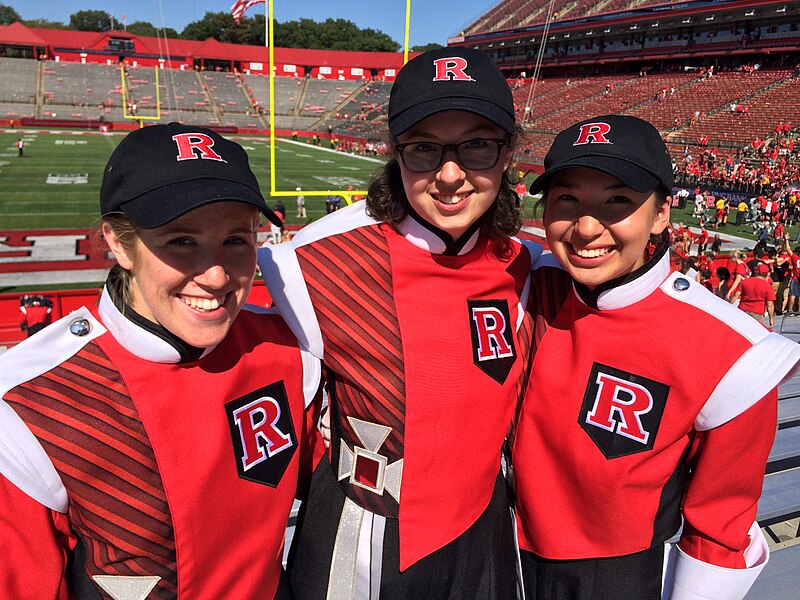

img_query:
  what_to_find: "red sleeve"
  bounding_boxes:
[679,389,777,568]
[0,476,73,599]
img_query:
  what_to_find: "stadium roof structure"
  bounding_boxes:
[0,21,48,47]
[0,22,411,77]
[447,0,800,76]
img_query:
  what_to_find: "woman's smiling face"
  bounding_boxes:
[104,202,259,348]
[544,167,670,289]
[395,111,512,240]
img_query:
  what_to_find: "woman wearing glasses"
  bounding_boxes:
[259,47,555,599]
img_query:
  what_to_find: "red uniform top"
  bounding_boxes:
[729,261,751,294]
[18,303,52,328]
[738,276,776,315]
[515,251,800,596]
[791,253,800,281]
[260,202,556,571]
[0,286,321,599]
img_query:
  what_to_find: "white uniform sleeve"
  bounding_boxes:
[663,522,768,600]
[0,307,106,512]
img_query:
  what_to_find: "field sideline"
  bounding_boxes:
[0,129,385,231]
[0,128,768,247]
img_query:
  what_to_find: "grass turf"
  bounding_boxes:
[0,129,385,230]
[3,129,780,246]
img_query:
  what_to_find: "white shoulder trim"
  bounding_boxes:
[257,205,375,359]
[239,305,321,408]
[659,271,768,344]
[698,331,800,430]
[291,201,376,246]
[659,272,800,430]
[258,243,324,359]
[662,522,768,600]
[300,347,322,410]
[520,239,561,271]
[0,307,107,512]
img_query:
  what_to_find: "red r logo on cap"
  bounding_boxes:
[573,123,613,146]
[172,133,226,162]
[432,57,474,82]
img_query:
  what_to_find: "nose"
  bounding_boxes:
[436,150,467,184]
[194,263,230,288]
[573,213,605,240]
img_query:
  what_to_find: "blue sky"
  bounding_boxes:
[10,0,497,48]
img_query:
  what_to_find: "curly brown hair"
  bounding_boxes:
[365,127,525,239]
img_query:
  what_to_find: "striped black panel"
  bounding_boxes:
[5,342,177,597]
[297,225,405,516]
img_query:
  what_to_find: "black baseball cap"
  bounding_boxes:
[388,47,515,136]
[101,123,281,228]
[531,115,674,195]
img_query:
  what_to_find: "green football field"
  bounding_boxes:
[0,128,774,244]
[0,129,386,231]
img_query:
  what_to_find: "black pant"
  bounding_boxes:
[288,458,517,599]
[520,544,664,600]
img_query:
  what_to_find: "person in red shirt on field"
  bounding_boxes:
[726,249,751,301]
[515,178,528,198]
[695,223,709,255]
[733,263,776,329]
[18,295,53,337]
[784,241,800,313]
[773,221,785,244]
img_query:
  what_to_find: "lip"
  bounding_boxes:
[432,192,471,213]
[178,292,231,319]
[567,243,616,267]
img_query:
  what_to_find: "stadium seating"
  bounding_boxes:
[745,540,800,599]
[668,72,799,147]
[0,57,37,104]
[756,318,800,569]
[39,61,122,121]
[329,80,392,140]
[464,0,694,37]
[301,79,361,117]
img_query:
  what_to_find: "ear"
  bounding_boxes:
[650,197,672,235]
[102,221,135,271]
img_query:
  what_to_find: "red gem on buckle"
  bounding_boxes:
[353,453,381,488]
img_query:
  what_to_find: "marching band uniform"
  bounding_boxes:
[515,241,800,599]
[0,280,321,599]
[260,201,555,598]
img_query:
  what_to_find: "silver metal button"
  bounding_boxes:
[69,318,91,336]
[673,277,690,292]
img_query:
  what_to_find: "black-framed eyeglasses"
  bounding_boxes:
[394,138,509,173]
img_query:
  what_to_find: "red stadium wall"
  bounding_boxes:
[0,23,411,81]
[0,280,271,348]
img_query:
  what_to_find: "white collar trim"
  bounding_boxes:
[396,215,480,255]
[98,288,215,363]
[577,252,672,311]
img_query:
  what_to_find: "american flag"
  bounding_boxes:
[231,0,265,22]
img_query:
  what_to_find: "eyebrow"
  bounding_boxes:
[156,224,256,236]
[551,179,633,192]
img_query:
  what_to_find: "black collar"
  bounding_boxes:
[104,269,207,364]
[573,230,671,310]
[402,203,484,256]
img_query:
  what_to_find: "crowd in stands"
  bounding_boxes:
[675,128,800,194]
[670,180,800,322]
